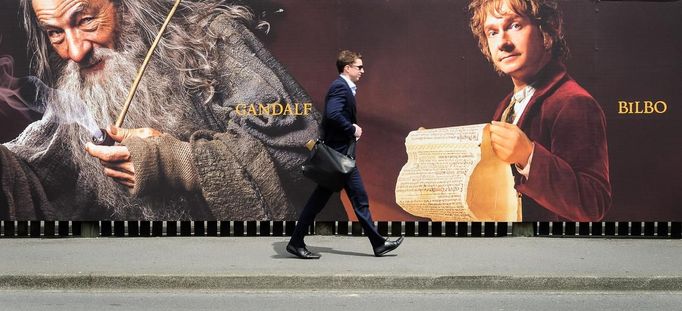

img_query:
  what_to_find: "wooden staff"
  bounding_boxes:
[114,0,182,127]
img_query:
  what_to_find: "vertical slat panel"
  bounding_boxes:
[351,222,363,236]
[114,221,125,237]
[431,222,443,237]
[30,221,41,237]
[71,221,82,236]
[404,222,416,237]
[630,222,643,236]
[377,222,389,236]
[128,221,139,237]
[644,222,655,236]
[470,222,482,237]
[657,222,669,237]
[58,221,70,236]
[246,221,257,236]
[180,221,192,236]
[617,222,629,236]
[207,221,218,236]
[194,221,205,236]
[259,221,270,236]
[457,222,468,237]
[591,222,603,236]
[578,222,590,236]
[604,222,616,236]
[233,221,245,236]
[484,222,495,237]
[44,221,56,237]
[671,222,681,239]
[152,221,163,237]
[418,221,429,236]
[538,222,550,236]
[219,221,231,236]
[272,221,284,236]
[101,221,112,237]
[564,222,576,236]
[166,221,178,237]
[496,222,508,237]
[140,221,151,236]
[4,221,15,237]
[445,222,457,237]
[337,221,349,235]
[17,221,28,237]
[285,221,295,236]
[551,222,563,236]
[390,221,402,236]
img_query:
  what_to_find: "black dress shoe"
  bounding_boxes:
[373,236,404,257]
[286,243,321,259]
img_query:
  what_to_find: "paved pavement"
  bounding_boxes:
[0,236,680,291]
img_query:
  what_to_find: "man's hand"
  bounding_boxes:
[353,124,363,140]
[489,121,533,167]
[85,126,161,188]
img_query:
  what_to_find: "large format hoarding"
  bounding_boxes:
[0,0,679,222]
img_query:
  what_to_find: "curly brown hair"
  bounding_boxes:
[468,0,568,64]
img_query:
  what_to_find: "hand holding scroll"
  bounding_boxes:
[490,121,533,168]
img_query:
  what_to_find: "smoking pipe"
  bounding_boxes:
[92,128,116,146]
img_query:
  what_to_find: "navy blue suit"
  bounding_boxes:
[290,77,384,248]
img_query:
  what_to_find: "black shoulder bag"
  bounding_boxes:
[301,139,356,191]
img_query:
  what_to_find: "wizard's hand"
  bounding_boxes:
[85,125,161,188]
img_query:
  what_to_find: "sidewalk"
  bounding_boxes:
[0,236,680,291]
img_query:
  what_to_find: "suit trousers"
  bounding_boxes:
[290,166,384,248]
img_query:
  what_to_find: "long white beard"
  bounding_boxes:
[55,47,178,132]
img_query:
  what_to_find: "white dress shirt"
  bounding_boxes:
[340,74,357,96]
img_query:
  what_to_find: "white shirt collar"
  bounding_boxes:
[510,84,536,125]
[340,74,357,96]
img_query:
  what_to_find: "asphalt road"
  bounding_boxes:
[1,290,680,311]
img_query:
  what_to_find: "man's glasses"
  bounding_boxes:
[350,65,364,70]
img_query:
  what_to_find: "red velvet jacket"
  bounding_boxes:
[492,61,611,221]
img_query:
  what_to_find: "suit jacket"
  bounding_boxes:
[492,61,611,222]
[322,77,357,153]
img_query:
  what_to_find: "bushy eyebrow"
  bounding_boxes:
[36,2,88,28]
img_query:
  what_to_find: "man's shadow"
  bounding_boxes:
[272,241,390,258]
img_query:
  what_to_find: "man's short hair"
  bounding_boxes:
[468,0,568,63]
[336,50,362,73]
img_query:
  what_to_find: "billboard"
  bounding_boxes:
[0,0,680,222]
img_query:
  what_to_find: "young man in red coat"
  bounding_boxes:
[468,0,611,221]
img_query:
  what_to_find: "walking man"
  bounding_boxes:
[287,50,404,259]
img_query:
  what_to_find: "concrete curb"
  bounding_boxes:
[1,275,681,291]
